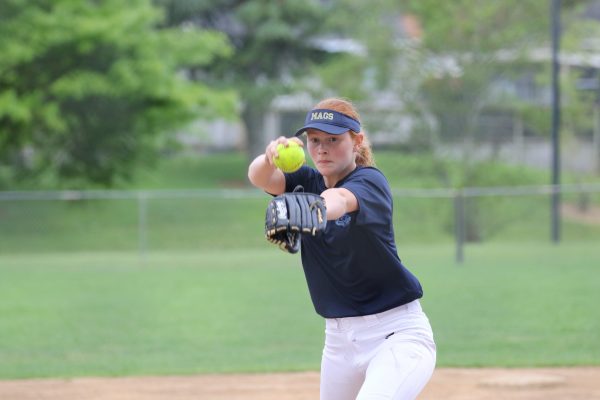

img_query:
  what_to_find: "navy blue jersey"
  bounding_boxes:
[284,165,423,318]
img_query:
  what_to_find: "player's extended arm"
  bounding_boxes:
[321,188,358,221]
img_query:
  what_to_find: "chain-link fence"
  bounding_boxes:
[1,184,600,263]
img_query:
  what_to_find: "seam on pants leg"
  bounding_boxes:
[357,343,432,400]
[390,345,435,400]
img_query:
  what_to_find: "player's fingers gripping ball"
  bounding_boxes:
[274,142,305,173]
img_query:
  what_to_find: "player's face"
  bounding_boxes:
[306,130,356,185]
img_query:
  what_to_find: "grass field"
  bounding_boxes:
[1,152,599,379]
[1,243,599,379]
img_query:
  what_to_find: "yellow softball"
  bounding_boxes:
[274,142,305,173]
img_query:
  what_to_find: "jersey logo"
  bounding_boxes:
[335,214,351,227]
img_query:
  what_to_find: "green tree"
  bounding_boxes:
[155,0,335,160]
[311,0,401,100]
[0,0,235,188]
[401,0,596,160]
[396,0,598,239]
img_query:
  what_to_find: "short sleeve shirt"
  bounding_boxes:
[284,165,423,318]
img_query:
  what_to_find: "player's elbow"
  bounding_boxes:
[247,167,259,187]
[247,160,267,189]
[248,164,285,195]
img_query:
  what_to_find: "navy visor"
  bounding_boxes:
[294,109,361,136]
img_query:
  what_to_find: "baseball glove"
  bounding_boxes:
[265,188,327,253]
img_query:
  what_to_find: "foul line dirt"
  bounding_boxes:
[1,368,599,399]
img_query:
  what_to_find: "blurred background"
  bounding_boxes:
[1,0,600,380]
[1,0,600,255]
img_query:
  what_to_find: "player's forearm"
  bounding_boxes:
[248,153,285,193]
[248,154,274,188]
[321,188,355,221]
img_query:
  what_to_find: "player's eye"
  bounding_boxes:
[308,136,337,146]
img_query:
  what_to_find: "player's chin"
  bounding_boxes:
[318,166,344,180]
[315,163,333,175]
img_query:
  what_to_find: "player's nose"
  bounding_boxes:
[317,145,328,154]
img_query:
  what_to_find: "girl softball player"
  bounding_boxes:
[248,97,436,400]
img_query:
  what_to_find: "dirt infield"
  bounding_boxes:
[1,368,599,399]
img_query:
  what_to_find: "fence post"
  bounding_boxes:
[454,190,465,264]
[138,192,148,262]
[594,106,600,174]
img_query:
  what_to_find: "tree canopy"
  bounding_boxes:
[2,0,598,189]
[0,0,235,188]
[157,0,338,159]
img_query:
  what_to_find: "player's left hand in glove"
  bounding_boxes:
[265,189,327,254]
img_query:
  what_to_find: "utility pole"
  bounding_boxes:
[550,0,561,243]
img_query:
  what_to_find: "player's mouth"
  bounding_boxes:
[317,160,332,166]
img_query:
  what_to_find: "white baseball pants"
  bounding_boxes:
[320,300,436,400]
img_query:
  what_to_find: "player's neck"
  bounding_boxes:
[323,163,357,188]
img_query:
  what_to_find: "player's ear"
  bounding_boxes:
[352,132,364,151]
